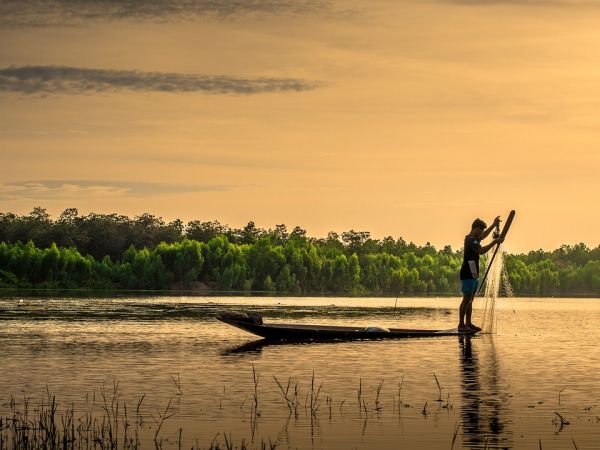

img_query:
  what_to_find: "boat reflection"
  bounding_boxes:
[221,339,271,355]
[221,338,318,355]
[460,336,512,449]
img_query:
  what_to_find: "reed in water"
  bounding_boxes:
[0,385,276,450]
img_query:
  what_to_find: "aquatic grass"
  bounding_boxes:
[0,381,260,450]
[2,369,596,450]
[396,373,405,412]
[553,411,570,431]
[153,398,174,444]
[171,372,183,396]
[371,380,384,412]
[272,376,298,415]
[450,423,460,449]
[248,365,261,441]
[559,386,568,406]
[309,371,322,417]
[325,395,332,420]
[200,433,276,450]
[0,389,277,450]
[357,377,362,411]
[421,402,428,417]
[434,373,443,402]
[252,365,260,413]
[136,394,145,426]
[0,389,144,450]
[442,393,453,411]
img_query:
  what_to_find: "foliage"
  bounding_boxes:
[1,208,600,295]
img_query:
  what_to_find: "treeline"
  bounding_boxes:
[504,244,600,296]
[0,208,599,296]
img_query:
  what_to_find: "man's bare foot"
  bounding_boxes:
[467,323,482,332]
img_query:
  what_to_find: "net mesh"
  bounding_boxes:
[480,244,514,334]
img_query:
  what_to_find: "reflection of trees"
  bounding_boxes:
[459,337,512,449]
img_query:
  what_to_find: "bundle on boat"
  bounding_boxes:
[218,310,263,325]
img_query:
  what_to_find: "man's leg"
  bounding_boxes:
[465,292,475,325]
[458,293,470,330]
[465,291,482,331]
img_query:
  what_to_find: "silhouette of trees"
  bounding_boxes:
[0,208,599,295]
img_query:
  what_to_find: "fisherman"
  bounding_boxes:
[459,217,504,332]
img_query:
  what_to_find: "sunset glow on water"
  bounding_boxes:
[1,296,599,449]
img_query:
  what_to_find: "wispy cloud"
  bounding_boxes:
[0,180,229,201]
[0,66,322,95]
[439,0,597,5]
[0,0,333,27]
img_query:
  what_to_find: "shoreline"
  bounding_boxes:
[0,288,599,299]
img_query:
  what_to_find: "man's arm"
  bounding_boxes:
[468,260,478,278]
[480,216,501,240]
[478,236,504,254]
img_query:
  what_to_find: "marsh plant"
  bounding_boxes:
[0,368,589,450]
[0,382,275,450]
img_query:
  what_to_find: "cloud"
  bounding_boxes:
[0,0,333,27]
[0,66,322,95]
[439,0,598,5]
[0,180,229,201]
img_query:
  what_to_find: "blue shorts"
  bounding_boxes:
[461,279,479,295]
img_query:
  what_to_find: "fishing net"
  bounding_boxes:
[480,244,514,334]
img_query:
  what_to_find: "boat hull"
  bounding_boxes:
[217,314,475,341]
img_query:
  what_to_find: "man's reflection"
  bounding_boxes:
[460,336,512,449]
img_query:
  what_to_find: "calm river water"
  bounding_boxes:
[0,296,599,449]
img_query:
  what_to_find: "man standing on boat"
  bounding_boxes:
[459,217,504,332]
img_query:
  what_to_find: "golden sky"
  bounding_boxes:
[1,0,600,251]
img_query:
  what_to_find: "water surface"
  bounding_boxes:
[0,296,599,449]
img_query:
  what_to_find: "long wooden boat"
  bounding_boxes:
[217,311,476,341]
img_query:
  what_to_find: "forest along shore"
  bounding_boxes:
[0,208,598,296]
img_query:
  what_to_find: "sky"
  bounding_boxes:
[1,0,600,252]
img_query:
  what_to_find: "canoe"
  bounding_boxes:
[217,311,476,341]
